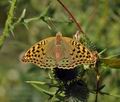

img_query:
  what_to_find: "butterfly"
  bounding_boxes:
[21,32,98,69]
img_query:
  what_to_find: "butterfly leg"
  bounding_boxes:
[73,30,81,42]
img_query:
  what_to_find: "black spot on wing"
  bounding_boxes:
[73,48,75,52]
[77,50,81,53]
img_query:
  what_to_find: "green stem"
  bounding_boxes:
[31,83,55,96]
[0,0,17,48]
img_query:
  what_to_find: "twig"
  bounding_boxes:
[57,0,85,34]
[0,0,17,49]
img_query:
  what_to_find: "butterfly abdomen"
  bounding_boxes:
[55,32,64,62]
[55,46,62,62]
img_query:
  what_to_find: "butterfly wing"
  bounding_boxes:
[21,37,57,68]
[57,37,96,69]
[21,34,97,69]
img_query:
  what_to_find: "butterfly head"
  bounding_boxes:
[56,32,63,45]
[56,32,62,36]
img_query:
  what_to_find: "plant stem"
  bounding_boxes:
[0,0,17,49]
[57,0,85,34]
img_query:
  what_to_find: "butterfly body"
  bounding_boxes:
[21,32,98,69]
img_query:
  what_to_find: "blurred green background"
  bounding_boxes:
[0,0,120,102]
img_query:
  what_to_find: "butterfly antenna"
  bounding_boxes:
[47,17,59,32]
[57,0,85,34]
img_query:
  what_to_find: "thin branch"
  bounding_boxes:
[57,0,85,34]
[95,66,100,102]
[0,0,17,49]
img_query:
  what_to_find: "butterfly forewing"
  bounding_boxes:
[22,37,56,68]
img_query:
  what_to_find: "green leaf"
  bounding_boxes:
[32,83,54,95]
[26,80,46,85]
[101,58,120,69]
